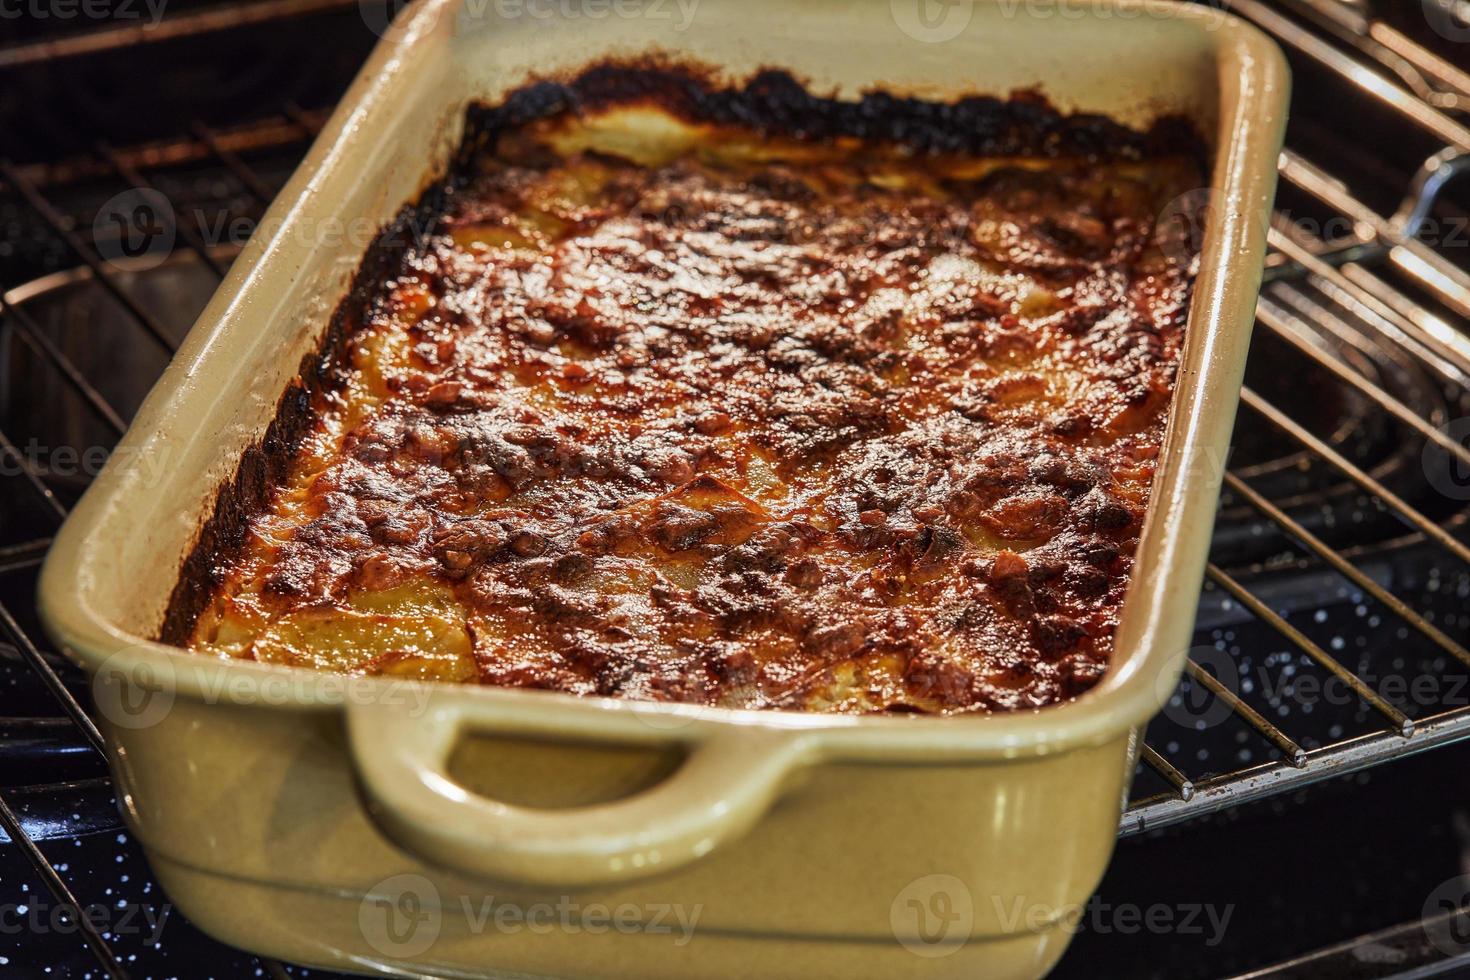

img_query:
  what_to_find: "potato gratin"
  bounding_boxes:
[178,67,1205,713]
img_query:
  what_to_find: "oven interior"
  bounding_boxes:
[3,1,1470,977]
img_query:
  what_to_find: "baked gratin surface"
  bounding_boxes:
[181,69,1204,714]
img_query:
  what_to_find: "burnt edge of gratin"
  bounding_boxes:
[158,58,1207,647]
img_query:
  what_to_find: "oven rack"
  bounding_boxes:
[1125,0,1470,834]
[0,1,1467,976]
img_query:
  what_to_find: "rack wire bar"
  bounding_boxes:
[1231,0,1470,152]
[282,101,325,137]
[0,160,177,352]
[1124,704,1470,836]
[0,789,130,979]
[0,0,367,69]
[0,130,301,980]
[0,429,68,522]
[1342,257,1467,356]
[1255,299,1470,468]
[1277,0,1470,110]
[1205,564,1415,736]
[0,604,102,755]
[1139,745,1194,802]
[1371,28,1470,105]
[11,111,329,190]
[1278,149,1470,320]
[0,539,54,573]
[1183,658,1308,768]
[1268,224,1470,382]
[190,120,278,206]
[0,297,129,434]
[1222,471,1470,669]
[95,141,229,279]
[1227,904,1470,979]
[1238,387,1470,569]
[2,0,1470,974]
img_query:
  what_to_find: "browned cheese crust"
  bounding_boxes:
[184,68,1204,714]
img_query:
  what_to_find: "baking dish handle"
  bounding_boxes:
[345,697,808,887]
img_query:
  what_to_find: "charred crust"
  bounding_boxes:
[470,62,1206,164]
[165,59,1203,715]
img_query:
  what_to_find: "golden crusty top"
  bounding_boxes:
[185,82,1202,715]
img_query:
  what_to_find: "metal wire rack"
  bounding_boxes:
[0,0,1468,976]
[0,8,361,978]
[1123,0,1470,835]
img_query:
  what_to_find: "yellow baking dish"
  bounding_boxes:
[37,1,1287,977]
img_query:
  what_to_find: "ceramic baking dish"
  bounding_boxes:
[38,1,1287,977]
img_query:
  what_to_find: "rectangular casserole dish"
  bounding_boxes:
[37,2,1288,978]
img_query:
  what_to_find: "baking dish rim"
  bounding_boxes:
[36,0,1290,766]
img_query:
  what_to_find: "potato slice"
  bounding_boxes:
[250,608,476,681]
